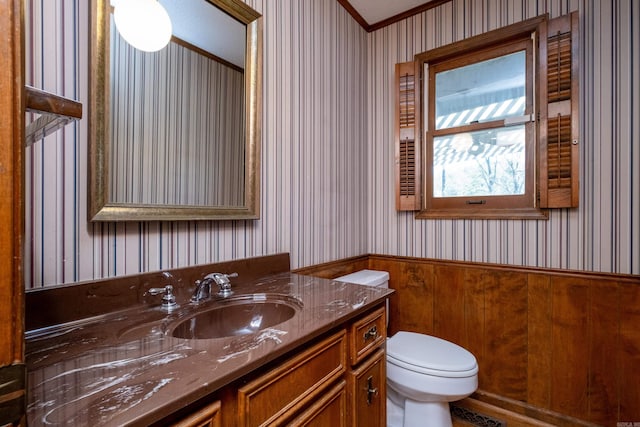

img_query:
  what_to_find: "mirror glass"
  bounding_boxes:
[90,0,261,221]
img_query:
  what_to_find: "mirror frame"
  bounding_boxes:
[89,0,261,221]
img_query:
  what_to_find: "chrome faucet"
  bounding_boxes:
[191,272,238,303]
[191,277,215,302]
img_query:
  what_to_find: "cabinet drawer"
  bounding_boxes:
[348,349,386,427]
[237,330,347,427]
[170,400,221,427]
[288,380,347,427]
[349,306,386,366]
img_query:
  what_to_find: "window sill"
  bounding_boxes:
[415,207,549,220]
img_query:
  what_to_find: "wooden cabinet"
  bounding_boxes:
[171,304,387,427]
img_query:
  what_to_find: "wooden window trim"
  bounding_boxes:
[415,15,546,65]
[394,13,578,219]
[423,38,537,216]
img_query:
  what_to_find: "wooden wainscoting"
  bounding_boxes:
[295,255,640,427]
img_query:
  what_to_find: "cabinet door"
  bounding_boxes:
[237,330,346,426]
[171,400,221,427]
[349,349,386,427]
[288,380,347,427]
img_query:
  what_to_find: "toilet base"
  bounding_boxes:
[389,398,453,427]
[387,397,404,427]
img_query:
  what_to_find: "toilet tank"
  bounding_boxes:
[335,270,390,325]
[335,270,389,289]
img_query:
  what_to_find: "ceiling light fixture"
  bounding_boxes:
[113,0,172,52]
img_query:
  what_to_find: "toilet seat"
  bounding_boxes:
[387,332,478,378]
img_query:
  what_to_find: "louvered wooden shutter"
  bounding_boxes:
[395,61,420,211]
[539,12,579,208]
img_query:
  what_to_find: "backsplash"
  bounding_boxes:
[24,0,639,289]
[25,253,291,331]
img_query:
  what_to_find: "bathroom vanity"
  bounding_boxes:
[25,267,392,426]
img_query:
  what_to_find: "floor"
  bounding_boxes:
[452,418,477,426]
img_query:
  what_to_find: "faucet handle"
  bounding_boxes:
[146,285,178,311]
[204,272,237,281]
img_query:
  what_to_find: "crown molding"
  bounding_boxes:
[337,0,452,32]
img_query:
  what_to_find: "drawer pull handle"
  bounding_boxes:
[366,376,378,405]
[363,325,378,342]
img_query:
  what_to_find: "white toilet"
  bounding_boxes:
[336,270,478,427]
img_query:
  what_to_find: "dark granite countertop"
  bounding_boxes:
[25,272,393,426]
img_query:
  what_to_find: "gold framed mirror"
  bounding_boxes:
[89,0,261,221]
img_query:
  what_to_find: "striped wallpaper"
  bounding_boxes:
[109,25,245,206]
[24,0,639,289]
[367,0,639,274]
[24,0,369,288]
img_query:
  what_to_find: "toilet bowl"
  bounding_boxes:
[335,270,479,427]
[387,331,478,426]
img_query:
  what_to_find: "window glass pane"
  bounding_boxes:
[433,125,526,197]
[435,51,526,130]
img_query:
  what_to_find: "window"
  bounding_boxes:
[428,39,534,212]
[395,13,579,219]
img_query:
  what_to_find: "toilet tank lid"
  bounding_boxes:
[335,270,389,287]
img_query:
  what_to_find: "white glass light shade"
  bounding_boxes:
[113,0,172,52]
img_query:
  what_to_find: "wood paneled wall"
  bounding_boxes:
[300,255,640,426]
[372,255,640,426]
